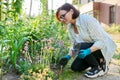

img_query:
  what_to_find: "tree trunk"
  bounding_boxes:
[29,0,32,17]
[0,0,2,20]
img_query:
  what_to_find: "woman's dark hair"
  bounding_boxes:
[56,3,80,21]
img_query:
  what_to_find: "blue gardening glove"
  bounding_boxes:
[78,48,91,59]
[64,54,71,60]
[56,54,71,69]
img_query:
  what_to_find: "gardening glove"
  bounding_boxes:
[56,54,71,69]
[78,48,91,59]
[64,54,71,60]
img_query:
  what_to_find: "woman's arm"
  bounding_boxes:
[90,46,100,53]
[85,15,106,51]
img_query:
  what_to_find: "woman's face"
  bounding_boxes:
[58,9,73,24]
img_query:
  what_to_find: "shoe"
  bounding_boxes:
[84,67,104,78]
[100,61,109,75]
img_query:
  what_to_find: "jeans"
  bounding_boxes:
[71,42,104,72]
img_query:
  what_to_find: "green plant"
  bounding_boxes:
[0,3,71,77]
[106,24,120,33]
[16,59,31,74]
[0,18,33,72]
[0,0,22,21]
[20,64,54,80]
[41,37,69,65]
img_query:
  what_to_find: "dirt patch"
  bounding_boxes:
[2,72,20,80]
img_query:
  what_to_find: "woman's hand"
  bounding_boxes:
[78,48,91,59]
[56,54,71,69]
[68,49,73,57]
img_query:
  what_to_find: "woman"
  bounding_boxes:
[55,3,117,78]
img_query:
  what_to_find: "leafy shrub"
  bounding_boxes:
[106,24,120,33]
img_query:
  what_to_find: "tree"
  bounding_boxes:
[72,0,79,5]
[0,0,4,20]
[29,0,32,16]
[0,0,22,21]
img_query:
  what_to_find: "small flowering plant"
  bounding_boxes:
[40,37,68,65]
[20,64,54,80]
[19,37,69,79]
